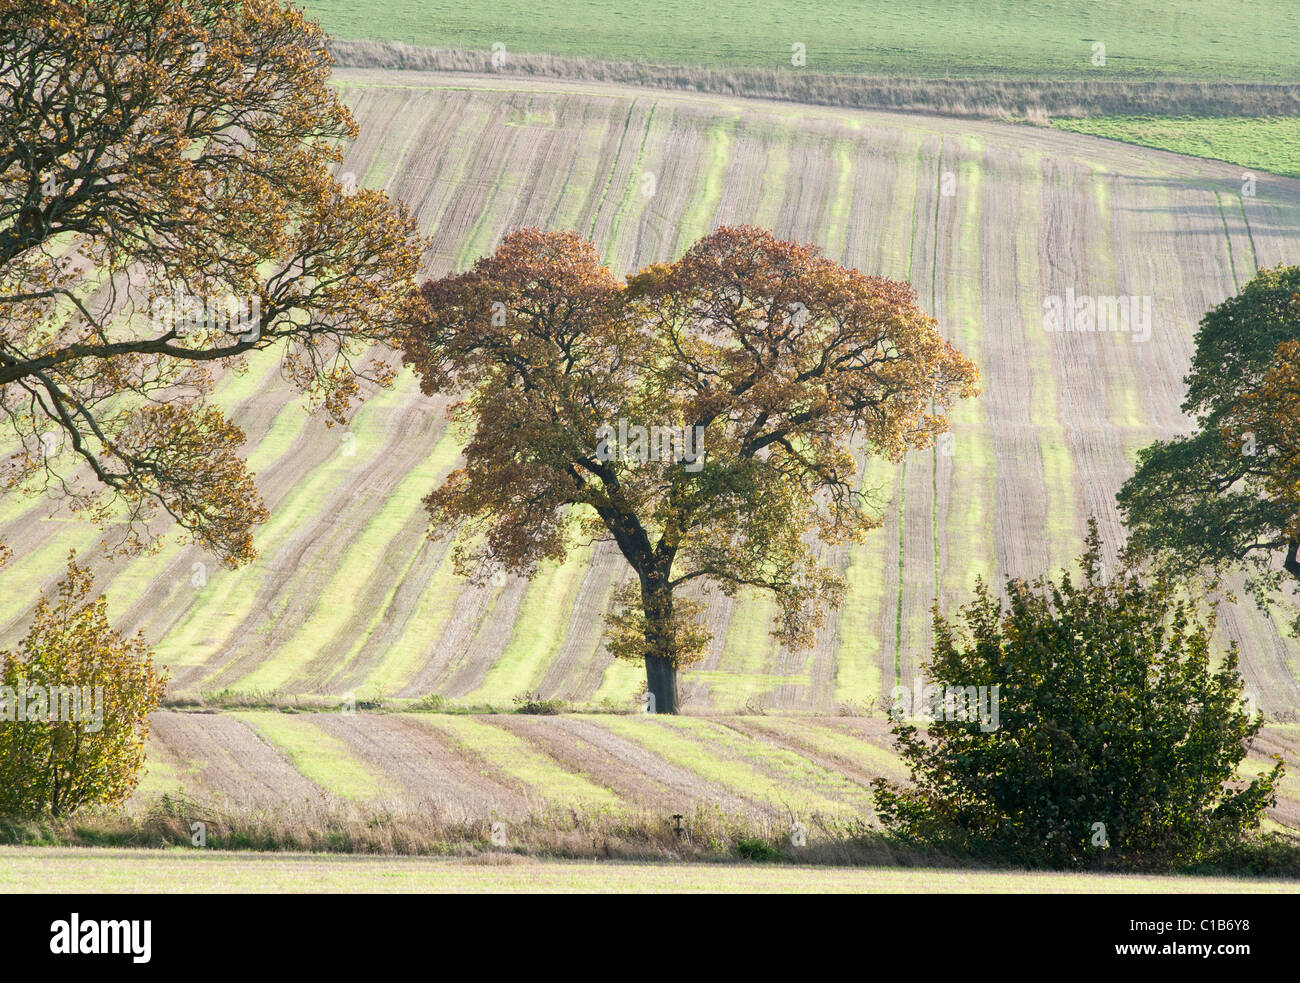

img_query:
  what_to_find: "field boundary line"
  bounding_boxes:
[329,43,1300,120]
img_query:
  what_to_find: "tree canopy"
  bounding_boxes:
[1118,266,1300,633]
[401,225,979,711]
[0,0,424,564]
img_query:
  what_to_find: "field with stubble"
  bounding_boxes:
[124,712,1300,834]
[2,71,1299,719]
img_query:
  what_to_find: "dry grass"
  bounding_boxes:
[2,792,952,867]
[5,794,1298,880]
[164,689,349,712]
[328,42,1300,120]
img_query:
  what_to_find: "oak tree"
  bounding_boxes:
[0,0,424,565]
[402,226,979,712]
[1118,267,1300,633]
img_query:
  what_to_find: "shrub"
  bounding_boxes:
[872,522,1283,870]
[0,555,167,818]
[735,837,785,862]
[512,692,568,715]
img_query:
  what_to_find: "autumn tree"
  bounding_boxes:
[0,554,167,818]
[872,525,1281,870]
[1118,267,1300,633]
[0,0,424,565]
[401,226,979,712]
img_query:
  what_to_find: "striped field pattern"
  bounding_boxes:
[135,711,1300,830]
[3,70,1299,716]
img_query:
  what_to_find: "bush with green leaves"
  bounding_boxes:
[0,556,167,819]
[872,523,1282,870]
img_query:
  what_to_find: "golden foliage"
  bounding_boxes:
[402,226,980,689]
[604,582,710,669]
[0,0,426,565]
[1223,333,1300,542]
[0,553,167,818]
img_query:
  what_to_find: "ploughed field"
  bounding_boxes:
[2,71,1299,716]
[132,711,1300,831]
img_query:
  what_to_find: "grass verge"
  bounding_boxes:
[1050,115,1300,179]
[2,795,1298,880]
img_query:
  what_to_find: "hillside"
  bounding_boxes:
[2,71,1298,714]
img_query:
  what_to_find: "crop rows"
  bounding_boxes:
[135,711,1300,830]
[2,72,1298,714]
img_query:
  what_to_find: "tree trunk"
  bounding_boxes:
[641,571,680,714]
[1286,541,1300,581]
[644,652,679,715]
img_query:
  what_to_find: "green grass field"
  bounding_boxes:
[2,847,1294,893]
[1051,116,1300,179]
[301,0,1300,82]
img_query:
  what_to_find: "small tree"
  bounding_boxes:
[872,523,1282,869]
[401,226,979,712]
[0,555,167,818]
